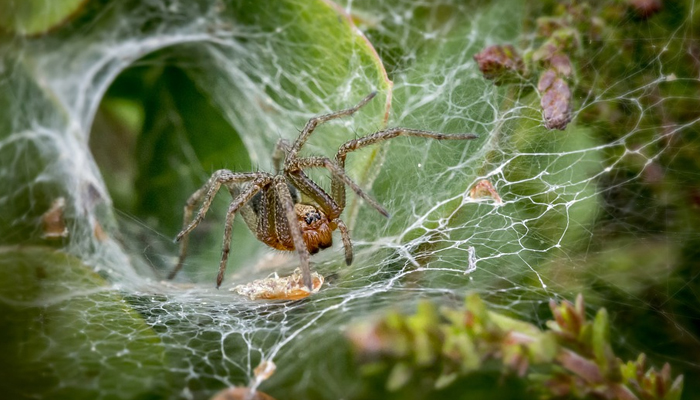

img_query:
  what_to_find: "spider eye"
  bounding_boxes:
[304,212,321,225]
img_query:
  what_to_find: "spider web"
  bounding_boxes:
[1,0,699,399]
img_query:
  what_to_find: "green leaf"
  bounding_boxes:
[0,0,88,35]
[591,307,619,380]
[434,371,458,390]
[386,362,413,391]
[442,328,480,372]
[665,375,684,400]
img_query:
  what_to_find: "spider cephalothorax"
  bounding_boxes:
[168,92,478,289]
[295,204,335,254]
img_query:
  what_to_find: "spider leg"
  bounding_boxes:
[169,170,271,280]
[272,138,291,173]
[216,177,271,288]
[334,218,353,265]
[287,91,377,160]
[336,128,478,164]
[286,169,341,217]
[273,175,313,290]
[332,128,479,209]
[175,171,271,242]
[290,156,389,218]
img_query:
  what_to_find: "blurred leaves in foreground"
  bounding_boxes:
[0,247,167,399]
[349,294,683,400]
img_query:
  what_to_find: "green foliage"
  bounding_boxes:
[0,0,89,35]
[348,293,683,400]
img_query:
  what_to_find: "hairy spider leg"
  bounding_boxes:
[286,170,340,216]
[273,175,313,289]
[272,138,291,173]
[290,156,389,217]
[169,170,272,281]
[334,218,353,265]
[216,178,270,288]
[286,91,377,161]
[332,128,479,209]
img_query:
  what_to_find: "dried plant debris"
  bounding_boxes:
[93,221,109,241]
[210,361,277,400]
[469,179,503,204]
[348,294,683,399]
[232,268,324,300]
[210,387,277,400]
[42,197,69,239]
[254,360,276,382]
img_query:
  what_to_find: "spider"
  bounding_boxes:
[167,92,478,289]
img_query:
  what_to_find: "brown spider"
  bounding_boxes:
[167,92,477,289]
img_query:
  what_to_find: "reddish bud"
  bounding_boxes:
[538,69,573,130]
[549,53,573,77]
[473,44,525,84]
